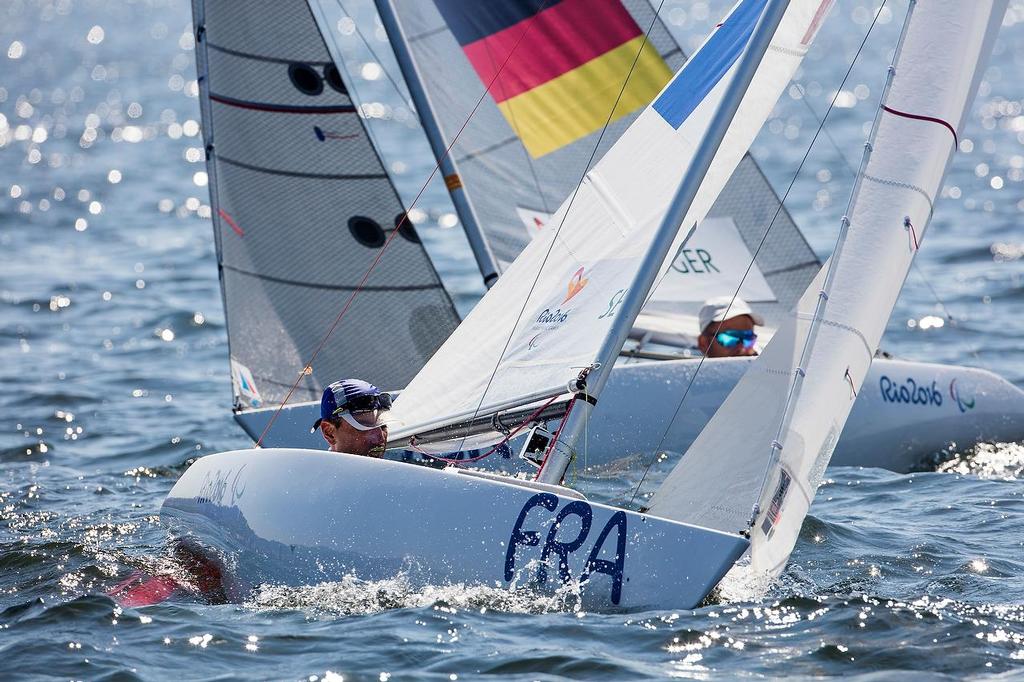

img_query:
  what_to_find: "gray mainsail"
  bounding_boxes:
[192,0,460,407]
[377,0,819,328]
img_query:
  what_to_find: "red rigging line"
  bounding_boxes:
[882,104,958,149]
[904,216,919,251]
[254,1,554,448]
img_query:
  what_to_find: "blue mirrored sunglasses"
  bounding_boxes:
[714,329,757,349]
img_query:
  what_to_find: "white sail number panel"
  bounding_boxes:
[516,209,776,303]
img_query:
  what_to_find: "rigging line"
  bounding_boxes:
[254,2,551,448]
[911,261,986,368]
[628,1,889,508]
[452,0,669,453]
[334,0,416,112]
[411,394,560,465]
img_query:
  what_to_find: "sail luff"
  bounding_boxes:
[536,0,793,485]
[373,0,500,288]
[192,1,234,407]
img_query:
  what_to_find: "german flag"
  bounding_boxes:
[435,0,673,158]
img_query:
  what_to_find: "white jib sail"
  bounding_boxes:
[648,0,1007,578]
[388,0,834,443]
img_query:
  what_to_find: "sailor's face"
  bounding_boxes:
[321,418,388,457]
[700,314,758,358]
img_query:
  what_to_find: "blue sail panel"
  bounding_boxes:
[653,0,766,129]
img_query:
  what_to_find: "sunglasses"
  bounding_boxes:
[330,393,393,431]
[333,392,393,416]
[714,329,757,349]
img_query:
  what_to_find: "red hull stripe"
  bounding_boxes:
[461,0,643,102]
[882,105,959,149]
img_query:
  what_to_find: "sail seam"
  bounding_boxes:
[768,43,805,59]
[794,312,873,358]
[247,373,319,391]
[206,41,332,66]
[407,25,449,43]
[222,264,444,292]
[761,259,820,277]
[861,172,934,215]
[217,155,387,180]
[456,136,520,163]
[209,93,356,115]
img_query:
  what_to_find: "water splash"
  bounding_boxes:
[248,573,588,617]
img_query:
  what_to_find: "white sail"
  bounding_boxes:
[648,0,1008,578]
[191,0,461,407]
[380,0,820,330]
[389,0,834,442]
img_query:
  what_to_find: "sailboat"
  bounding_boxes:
[163,0,1009,608]
[217,0,1024,474]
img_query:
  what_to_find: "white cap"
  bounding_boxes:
[698,296,764,334]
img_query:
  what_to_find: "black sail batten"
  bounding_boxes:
[192,0,460,408]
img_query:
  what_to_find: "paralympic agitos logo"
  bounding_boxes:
[949,378,976,413]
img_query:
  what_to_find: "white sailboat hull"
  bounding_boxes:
[238,358,1024,473]
[161,448,748,610]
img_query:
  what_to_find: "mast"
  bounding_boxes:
[373,0,500,288]
[537,0,792,485]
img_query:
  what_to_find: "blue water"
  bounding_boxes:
[2,0,1024,678]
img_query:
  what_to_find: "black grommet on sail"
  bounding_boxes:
[395,213,420,244]
[288,63,323,96]
[323,64,348,95]
[348,216,386,248]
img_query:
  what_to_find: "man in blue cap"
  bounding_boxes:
[311,379,393,457]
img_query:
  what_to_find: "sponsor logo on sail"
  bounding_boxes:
[598,288,627,320]
[563,266,589,304]
[527,333,542,351]
[949,378,976,413]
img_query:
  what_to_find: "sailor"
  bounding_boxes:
[310,379,392,457]
[697,296,764,358]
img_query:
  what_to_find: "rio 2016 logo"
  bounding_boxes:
[949,378,976,413]
[879,376,942,407]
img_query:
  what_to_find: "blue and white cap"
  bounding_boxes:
[310,379,392,431]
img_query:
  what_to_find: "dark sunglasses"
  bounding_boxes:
[333,392,392,416]
[714,329,757,349]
